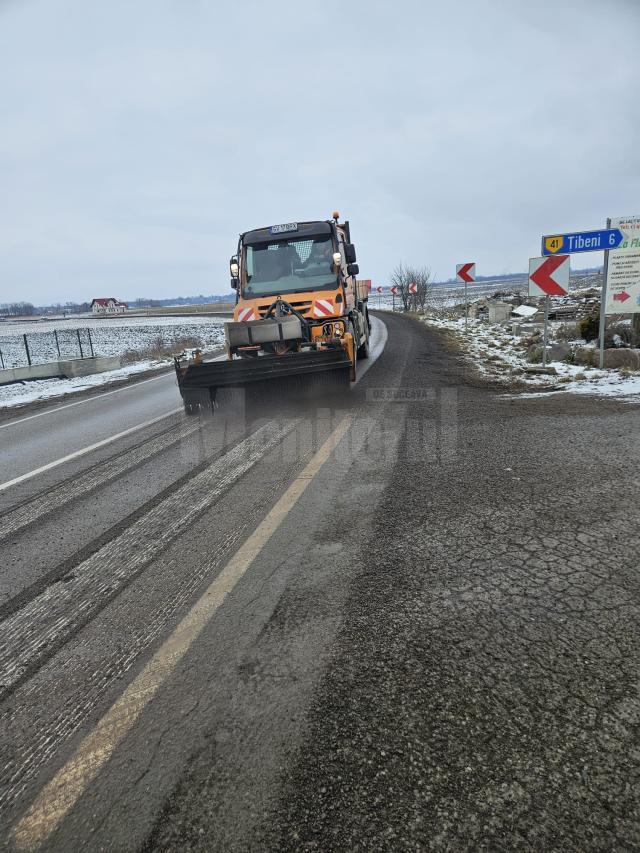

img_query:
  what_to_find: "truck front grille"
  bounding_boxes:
[257,300,313,318]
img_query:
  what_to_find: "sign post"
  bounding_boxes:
[542,297,550,366]
[529,255,570,366]
[456,263,476,329]
[390,285,397,311]
[598,218,612,369]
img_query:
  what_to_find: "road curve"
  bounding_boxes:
[1,312,640,852]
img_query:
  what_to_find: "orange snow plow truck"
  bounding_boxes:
[174,212,371,414]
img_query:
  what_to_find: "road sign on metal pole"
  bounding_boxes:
[542,228,627,256]
[603,216,640,314]
[528,255,570,297]
[529,256,569,366]
[456,263,476,330]
[390,285,398,311]
[600,214,640,363]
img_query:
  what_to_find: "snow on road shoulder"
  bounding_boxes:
[0,360,168,410]
[424,316,640,401]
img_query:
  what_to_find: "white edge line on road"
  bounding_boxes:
[0,370,174,431]
[0,408,183,494]
[0,349,229,431]
[355,315,388,384]
[12,413,354,851]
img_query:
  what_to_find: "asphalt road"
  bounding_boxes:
[1,312,640,852]
[0,370,181,488]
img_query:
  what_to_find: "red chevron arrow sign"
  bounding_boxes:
[456,263,476,283]
[390,286,398,295]
[528,254,570,297]
[408,282,418,294]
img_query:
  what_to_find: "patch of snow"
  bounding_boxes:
[519,368,640,400]
[512,305,538,318]
[0,360,167,410]
[423,315,640,401]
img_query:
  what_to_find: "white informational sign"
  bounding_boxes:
[605,215,640,315]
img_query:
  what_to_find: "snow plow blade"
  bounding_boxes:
[175,349,351,414]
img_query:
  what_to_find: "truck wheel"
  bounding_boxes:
[348,320,359,381]
[357,316,370,359]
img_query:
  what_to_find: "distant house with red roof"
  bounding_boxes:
[91,297,128,315]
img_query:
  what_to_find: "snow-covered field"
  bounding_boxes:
[425,316,640,400]
[0,315,226,369]
[0,315,227,410]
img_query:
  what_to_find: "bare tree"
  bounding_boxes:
[390,263,411,311]
[412,266,434,312]
[390,264,433,312]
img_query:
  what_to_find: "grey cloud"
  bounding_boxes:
[1,0,639,302]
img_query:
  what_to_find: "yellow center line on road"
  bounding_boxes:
[11,414,355,852]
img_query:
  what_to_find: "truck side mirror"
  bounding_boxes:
[230,255,239,289]
[347,263,359,276]
[345,243,357,264]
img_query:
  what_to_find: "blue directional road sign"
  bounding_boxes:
[542,228,625,255]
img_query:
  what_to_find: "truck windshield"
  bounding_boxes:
[243,235,337,297]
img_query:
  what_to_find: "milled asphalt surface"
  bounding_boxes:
[1,312,640,851]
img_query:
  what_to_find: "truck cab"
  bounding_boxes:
[230,214,370,357]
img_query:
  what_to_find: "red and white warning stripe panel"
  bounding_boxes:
[456,263,476,284]
[313,298,334,318]
[237,306,256,322]
[528,255,570,297]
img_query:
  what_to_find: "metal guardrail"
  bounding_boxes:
[0,327,95,370]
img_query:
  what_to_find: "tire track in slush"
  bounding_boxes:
[0,419,199,541]
[0,420,297,699]
[0,422,312,817]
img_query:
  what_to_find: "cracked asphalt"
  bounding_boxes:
[2,312,640,851]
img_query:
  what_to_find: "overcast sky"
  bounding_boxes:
[1,0,639,305]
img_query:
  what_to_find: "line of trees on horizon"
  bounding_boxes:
[0,302,36,316]
[1,293,236,317]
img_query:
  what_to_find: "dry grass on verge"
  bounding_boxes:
[120,335,203,365]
